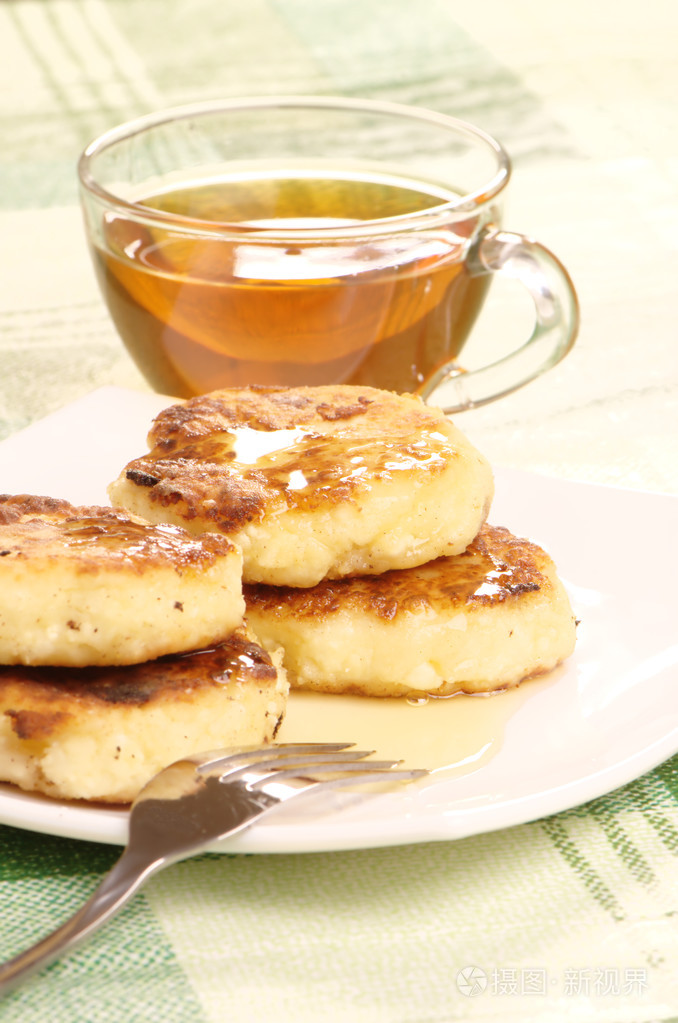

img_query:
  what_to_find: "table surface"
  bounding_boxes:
[1,1,677,1020]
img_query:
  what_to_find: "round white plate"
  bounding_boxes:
[1,388,676,853]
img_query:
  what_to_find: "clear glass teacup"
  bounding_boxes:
[78,95,578,411]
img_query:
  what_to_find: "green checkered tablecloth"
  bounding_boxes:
[1,1,677,1020]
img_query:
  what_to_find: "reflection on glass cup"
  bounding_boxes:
[78,96,578,413]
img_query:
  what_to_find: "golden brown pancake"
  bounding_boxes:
[108,385,494,587]
[244,524,577,697]
[0,494,244,666]
[0,626,288,803]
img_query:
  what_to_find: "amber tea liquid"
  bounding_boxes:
[92,171,492,397]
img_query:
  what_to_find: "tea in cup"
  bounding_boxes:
[78,96,578,412]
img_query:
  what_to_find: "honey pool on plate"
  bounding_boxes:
[92,170,491,397]
[277,674,556,779]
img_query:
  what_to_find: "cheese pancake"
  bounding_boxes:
[0,627,288,803]
[244,524,577,697]
[0,494,244,666]
[108,385,494,587]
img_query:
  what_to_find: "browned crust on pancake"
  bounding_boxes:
[0,629,278,742]
[244,524,551,619]
[120,462,270,534]
[0,494,73,523]
[146,386,377,452]
[112,385,458,530]
[0,493,237,572]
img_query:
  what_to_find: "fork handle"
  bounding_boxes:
[0,847,160,996]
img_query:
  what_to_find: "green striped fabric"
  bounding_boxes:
[0,830,207,1021]
[2,768,678,1021]
[1,0,677,1019]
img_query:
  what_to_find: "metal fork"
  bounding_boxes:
[0,742,426,995]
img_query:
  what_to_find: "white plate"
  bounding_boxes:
[1,387,677,854]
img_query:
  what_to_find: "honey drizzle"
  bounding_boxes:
[277,679,545,777]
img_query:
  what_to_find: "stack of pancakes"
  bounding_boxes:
[0,384,576,803]
[109,385,576,700]
[0,496,287,803]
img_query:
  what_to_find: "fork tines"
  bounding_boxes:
[192,741,357,773]
[190,743,427,787]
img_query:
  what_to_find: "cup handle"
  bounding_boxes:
[419,228,580,414]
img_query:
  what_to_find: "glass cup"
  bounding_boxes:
[78,95,579,412]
